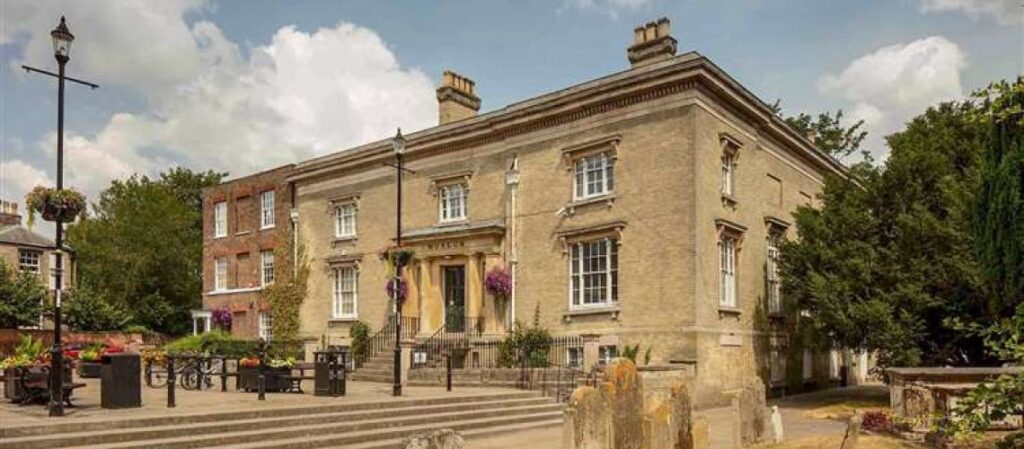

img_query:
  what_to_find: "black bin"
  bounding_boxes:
[101,353,141,408]
[314,349,347,397]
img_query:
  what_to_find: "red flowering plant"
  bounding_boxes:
[484,267,512,302]
[239,357,261,368]
[25,186,86,227]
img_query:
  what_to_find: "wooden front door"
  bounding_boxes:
[443,265,466,332]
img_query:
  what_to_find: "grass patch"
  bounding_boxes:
[802,399,890,420]
[755,435,925,449]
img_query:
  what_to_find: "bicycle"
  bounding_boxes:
[179,356,224,391]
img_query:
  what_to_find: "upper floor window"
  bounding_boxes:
[719,235,738,308]
[335,203,357,238]
[261,190,275,229]
[569,238,618,309]
[260,250,275,286]
[214,201,227,238]
[719,133,742,202]
[574,153,614,200]
[439,183,468,222]
[19,250,40,274]
[259,312,273,341]
[721,152,735,197]
[214,257,228,291]
[767,232,782,315]
[332,266,358,319]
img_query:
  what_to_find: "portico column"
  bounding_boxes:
[466,253,483,330]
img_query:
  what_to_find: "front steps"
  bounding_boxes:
[350,355,399,383]
[0,391,562,449]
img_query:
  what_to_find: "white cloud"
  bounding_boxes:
[920,0,1022,25]
[819,36,967,158]
[560,0,655,18]
[2,1,437,199]
[0,160,51,202]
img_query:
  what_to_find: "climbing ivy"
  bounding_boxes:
[262,230,309,342]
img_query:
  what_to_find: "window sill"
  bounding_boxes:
[260,225,275,231]
[718,306,742,317]
[328,317,360,323]
[437,219,469,227]
[332,236,357,246]
[235,230,252,236]
[721,194,738,207]
[566,194,615,216]
[563,306,620,322]
[207,287,264,296]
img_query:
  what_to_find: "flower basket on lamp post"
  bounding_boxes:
[25,186,86,227]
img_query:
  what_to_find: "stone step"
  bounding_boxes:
[337,419,563,449]
[209,412,562,449]
[349,374,394,383]
[0,391,539,440]
[72,407,562,449]
[2,398,556,449]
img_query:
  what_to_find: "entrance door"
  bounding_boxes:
[443,265,466,332]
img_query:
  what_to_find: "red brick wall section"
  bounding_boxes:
[201,164,293,338]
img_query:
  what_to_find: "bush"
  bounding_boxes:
[497,321,552,368]
[350,321,370,361]
[163,331,300,359]
[64,285,132,332]
[862,411,891,432]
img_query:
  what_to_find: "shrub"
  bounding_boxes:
[861,410,892,432]
[497,321,552,368]
[350,321,371,361]
[64,285,132,332]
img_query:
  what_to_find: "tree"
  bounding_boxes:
[66,169,224,335]
[63,285,132,332]
[0,259,48,328]
[262,229,309,342]
[780,99,991,368]
[770,101,868,160]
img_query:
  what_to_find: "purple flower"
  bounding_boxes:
[211,306,232,329]
[484,268,513,300]
[386,277,408,300]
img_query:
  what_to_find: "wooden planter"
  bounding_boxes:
[3,368,20,401]
[77,362,102,378]
[237,366,292,392]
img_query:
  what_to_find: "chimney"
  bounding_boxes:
[436,70,481,125]
[0,200,21,226]
[627,17,677,68]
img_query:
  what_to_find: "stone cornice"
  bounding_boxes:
[289,53,846,184]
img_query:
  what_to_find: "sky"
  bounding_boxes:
[0,0,1021,213]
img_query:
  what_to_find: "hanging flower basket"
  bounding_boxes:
[25,186,86,226]
[211,305,233,330]
[485,267,513,301]
[386,277,408,301]
[378,245,414,271]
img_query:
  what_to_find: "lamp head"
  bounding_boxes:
[50,16,74,63]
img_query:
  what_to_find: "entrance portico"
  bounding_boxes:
[400,219,509,337]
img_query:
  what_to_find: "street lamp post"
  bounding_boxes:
[22,16,98,418]
[386,128,412,397]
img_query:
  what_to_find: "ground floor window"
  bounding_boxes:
[332,266,358,319]
[770,348,787,385]
[566,347,582,368]
[802,349,813,380]
[19,249,40,274]
[259,312,273,341]
[598,345,618,365]
[569,238,618,309]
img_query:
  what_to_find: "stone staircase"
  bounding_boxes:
[0,391,562,449]
[350,354,398,383]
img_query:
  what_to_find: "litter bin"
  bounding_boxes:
[101,353,141,409]
[314,350,346,397]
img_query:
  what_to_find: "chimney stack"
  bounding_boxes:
[0,200,21,226]
[627,17,677,68]
[437,70,481,125]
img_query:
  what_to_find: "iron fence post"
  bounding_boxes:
[166,356,176,408]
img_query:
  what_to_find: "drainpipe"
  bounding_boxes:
[506,156,520,330]
[289,181,298,277]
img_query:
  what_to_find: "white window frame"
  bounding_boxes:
[598,345,618,365]
[767,233,782,315]
[573,152,614,200]
[719,235,738,308]
[566,347,582,368]
[214,257,228,291]
[721,152,735,197]
[260,250,275,287]
[334,202,357,238]
[214,201,227,238]
[259,312,273,341]
[439,183,468,223]
[19,249,40,274]
[260,190,275,229]
[569,238,618,310]
[332,266,359,319]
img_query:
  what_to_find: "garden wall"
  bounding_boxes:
[0,329,148,355]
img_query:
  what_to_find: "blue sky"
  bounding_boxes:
[1,0,1021,206]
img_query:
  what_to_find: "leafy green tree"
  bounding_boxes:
[781,100,991,368]
[66,169,224,335]
[0,259,48,328]
[63,285,132,331]
[770,102,868,160]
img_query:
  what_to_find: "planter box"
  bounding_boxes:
[237,366,292,392]
[3,368,20,400]
[77,362,102,378]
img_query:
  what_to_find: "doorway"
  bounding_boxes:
[443,265,466,332]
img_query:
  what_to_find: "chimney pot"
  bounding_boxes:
[437,70,481,125]
[0,199,22,226]
[627,17,678,68]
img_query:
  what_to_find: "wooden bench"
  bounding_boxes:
[280,363,315,393]
[15,366,86,407]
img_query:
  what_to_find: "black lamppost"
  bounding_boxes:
[385,128,413,396]
[22,16,98,417]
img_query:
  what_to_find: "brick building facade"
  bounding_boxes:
[195,165,293,338]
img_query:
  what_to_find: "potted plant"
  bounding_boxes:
[378,245,414,271]
[484,267,512,302]
[211,306,232,332]
[25,186,86,226]
[385,277,408,301]
[2,335,47,400]
[76,343,104,378]
[237,356,295,392]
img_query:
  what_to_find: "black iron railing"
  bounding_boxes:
[411,316,484,369]
[352,315,419,367]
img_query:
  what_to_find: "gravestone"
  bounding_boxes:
[764,405,784,444]
[403,428,465,449]
[839,412,863,449]
[738,377,768,446]
[690,416,709,449]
